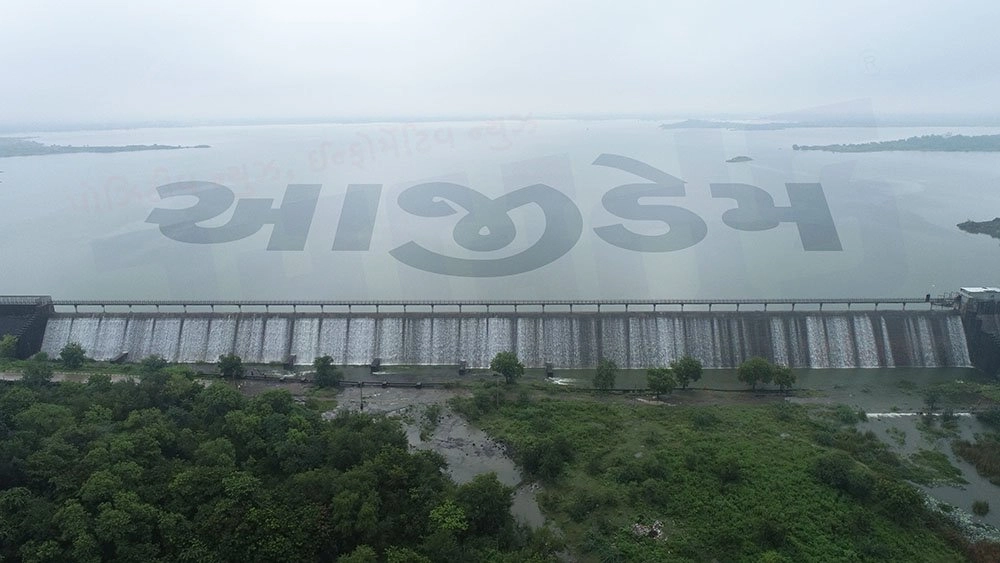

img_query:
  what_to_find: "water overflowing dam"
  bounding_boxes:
[37,310,971,369]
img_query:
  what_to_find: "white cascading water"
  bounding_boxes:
[290,318,320,364]
[206,317,237,361]
[234,316,265,363]
[852,316,880,367]
[68,317,101,356]
[178,318,210,362]
[38,311,974,369]
[430,318,460,365]
[805,316,830,369]
[825,316,854,368]
[946,316,972,366]
[262,317,290,363]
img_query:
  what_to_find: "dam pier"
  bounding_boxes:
[2,295,993,372]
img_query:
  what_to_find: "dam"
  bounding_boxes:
[22,298,973,369]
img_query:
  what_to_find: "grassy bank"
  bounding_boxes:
[453,384,998,562]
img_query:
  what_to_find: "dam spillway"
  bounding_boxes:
[37,310,971,369]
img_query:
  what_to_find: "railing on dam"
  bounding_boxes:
[44,297,945,314]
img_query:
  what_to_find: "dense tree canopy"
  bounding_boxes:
[0,376,555,562]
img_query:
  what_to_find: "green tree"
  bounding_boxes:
[593,358,617,391]
[217,353,245,379]
[22,361,53,386]
[646,367,676,398]
[490,351,524,385]
[737,356,773,390]
[313,355,342,388]
[59,342,86,369]
[455,473,513,536]
[429,499,468,534]
[670,355,703,389]
[338,545,378,563]
[0,334,18,360]
[773,364,796,392]
[140,355,168,373]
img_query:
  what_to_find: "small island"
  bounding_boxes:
[958,218,1000,241]
[793,134,1000,153]
[726,156,753,163]
[0,137,210,158]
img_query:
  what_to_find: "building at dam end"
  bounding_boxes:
[1,295,998,375]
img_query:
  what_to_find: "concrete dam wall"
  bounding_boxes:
[38,310,971,369]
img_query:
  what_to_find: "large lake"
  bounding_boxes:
[1,119,999,300]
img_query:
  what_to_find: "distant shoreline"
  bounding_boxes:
[793,134,1000,153]
[0,137,210,158]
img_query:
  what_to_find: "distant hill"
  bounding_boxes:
[660,119,793,130]
[726,156,753,163]
[793,134,1000,152]
[0,137,209,158]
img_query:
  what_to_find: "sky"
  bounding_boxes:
[2,0,999,127]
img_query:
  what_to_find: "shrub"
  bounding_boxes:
[874,478,923,523]
[140,354,168,373]
[812,451,873,499]
[313,355,342,388]
[217,353,245,379]
[716,456,743,485]
[521,434,574,481]
[593,358,617,391]
[972,500,990,516]
[690,410,720,429]
[975,407,1000,429]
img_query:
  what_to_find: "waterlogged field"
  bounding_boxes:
[451,386,999,562]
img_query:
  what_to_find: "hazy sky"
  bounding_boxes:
[2,0,998,126]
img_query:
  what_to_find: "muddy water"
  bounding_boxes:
[862,413,1000,532]
[332,386,546,528]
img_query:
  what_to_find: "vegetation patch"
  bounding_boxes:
[0,377,558,562]
[953,434,1000,486]
[907,449,968,486]
[455,387,979,561]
